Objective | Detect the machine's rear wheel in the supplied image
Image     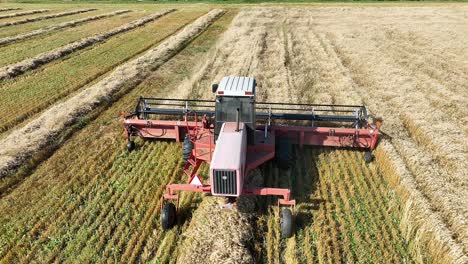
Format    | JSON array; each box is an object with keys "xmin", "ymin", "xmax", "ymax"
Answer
[
  {"xmin": 127, "ymin": 141, "xmax": 135, "ymax": 152},
  {"xmin": 182, "ymin": 135, "xmax": 194, "ymax": 162},
  {"xmin": 281, "ymin": 208, "xmax": 294, "ymax": 238},
  {"xmin": 275, "ymin": 138, "xmax": 294, "ymax": 170},
  {"xmin": 364, "ymin": 151, "xmax": 373, "ymax": 163},
  {"xmin": 161, "ymin": 203, "xmax": 177, "ymax": 230}
]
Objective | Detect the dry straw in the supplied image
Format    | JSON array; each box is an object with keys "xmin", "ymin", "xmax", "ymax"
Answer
[
  {"xmin": 176, "ymin": 197, "xmax": 255, "ymax": 264},
  {"xmin": 0, "ymin": 9, "xmax": 224, "ymax": 178},
  {"xmin": 0, "ymin": 9, "xmax": 175, "ymax": 80},
  {"xmin": 0, "ymin": 9, "xmax": 49, "ymax": 19},
  {"xmin": 0, "ymin": 10, "xmax": 130, "ymax": 46},
  {"xmin": 0, "ymin": 8, "xmax": 96, "ymax": 28}
]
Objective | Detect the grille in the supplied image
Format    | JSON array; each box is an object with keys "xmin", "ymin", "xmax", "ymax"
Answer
[{"xmin": 213, "ymin": 169, "xmax": 237, "ymax": 195}]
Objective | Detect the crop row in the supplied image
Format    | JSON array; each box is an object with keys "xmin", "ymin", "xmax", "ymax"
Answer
[
  {"xmin": 0, "ymin": 8, "xmax": 222, "ymax": 182},
  {"xmin": 0, "ymin": 8, "xmax": 21, "ymax": 12},
  {"xmin": 0, "ymin": 9, "xmax": 176, "ymax": 80},
  {"xmin": 0, "ymin": 11, "xmax": 144, "ymax": 67},
  {"xmin": 0, "ymin": 8, "xmax": 96, "ymax": 29},
  {"xmin": 0, "ymin": 9, "xmax": 49, "ymax": 20},
  {"xmin": 0, "ymin": 10, "xmax": 130, "ymax": 46},
  {"xmin": 0, "ymin": 9, "xmax": 197, "ymax": 136}
]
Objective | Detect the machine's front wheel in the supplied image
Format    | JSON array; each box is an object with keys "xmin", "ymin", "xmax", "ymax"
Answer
[
  {"xmin": 364, "ymin": 151, "xmax": 373, "ymax": 163},
  {"xmin": 182, "ymin": 135, "xmax": 194, "ymax": 162},
  {"xmin": 127, "ymin": 141, "xmax": 135, "ymax": 152},
  {"xmin": 281, "ymin": 208, "xmax": 294, "ymax": 238},
  {"xmin": 161, "ymin": 203, "xmax": 177, "ymax": 230}
]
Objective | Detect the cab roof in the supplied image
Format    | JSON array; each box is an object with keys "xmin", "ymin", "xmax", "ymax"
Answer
[{"xmin": 217, "ymin": 76, "xmax": 256, "ymax": 97}]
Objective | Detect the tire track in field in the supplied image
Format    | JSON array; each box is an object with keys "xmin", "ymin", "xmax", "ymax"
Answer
[
  {"xmin": 0, "ymin": 8, "xmax": 96, "ymax": 29},
  {"xmin": 0, "ymin": 9, "xmax": 49, "ymax": 20},
  {"xmin": 0, "ymin": 9, "xmax": 175, "ymax": 80},
  {"xmin": 0, "ymin": 10, "xmax": 130, "ymax": 46}
]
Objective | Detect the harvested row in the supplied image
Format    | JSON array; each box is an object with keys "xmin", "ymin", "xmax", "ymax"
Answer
[
  {"xmin": 0, "ymin": 9, "xmax": 234, "ymax": 262},
  {"xmin": 0, "ymin": 8, "xmax": 21, "ymax": 12},
  {"xmin": 0, "ymin": 9, "xmax": 224, "ymax": 179},
  {"xmin": 0, "ymin": 9, "xmax": 176, "ymax": 80},
  {"xmin": 0, "ymin": 9, "xmax": 49, "ymax": 19},
  {"xmin": 0, "ymin": 8, "xmax": 97, "ymax": 29},
  {"xmin": 0, "ymin": 10, "xmax": 130, "ymax": 46}
]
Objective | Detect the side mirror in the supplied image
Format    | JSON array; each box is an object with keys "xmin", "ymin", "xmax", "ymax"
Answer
[{"xmin": 212, "ymin": 84, "xmax": 218, "ymax": 93}]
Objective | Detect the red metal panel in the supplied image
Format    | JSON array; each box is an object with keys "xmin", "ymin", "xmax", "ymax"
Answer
[
  {"xmin": 124, "ymin": 119, "xmax": 204, "ymax": 140},
  {"xmin": 270, "ymin": 125, "xmax": 379, "ymax": 150}
]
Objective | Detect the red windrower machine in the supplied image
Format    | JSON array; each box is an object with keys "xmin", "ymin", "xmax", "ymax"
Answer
[{"xmin": 122, "ymin": 76, "xmax": 381, "ymax": 238}]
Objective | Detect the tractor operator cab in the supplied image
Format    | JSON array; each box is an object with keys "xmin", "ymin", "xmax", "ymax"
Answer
[{"xmin": 212, "ymin": 76, "xmax": 257, "ymax": 144}]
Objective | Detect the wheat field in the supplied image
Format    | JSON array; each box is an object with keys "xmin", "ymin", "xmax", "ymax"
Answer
[{"xmin": 0, "ymin": 3, "xmax": 466, "ymax": 263}]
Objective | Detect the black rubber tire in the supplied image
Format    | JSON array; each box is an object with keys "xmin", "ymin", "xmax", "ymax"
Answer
[
  {"xmin": 275, "ymin": 138, "xmax": 293, "ymax": 170},
  {"xmin": 364, "ymin": 151, "xmax": 373, "ymax": 163},
  {"xmin": 161, "ymin": 203, "xmax": 177, "ymax": 230},
  {"xmin": 212, "ymin": 83, "xmax": 219, "ymax": 93},
  {"xmin": 182, "ymin": 135, "xmax": 194, "ymax": 162},
  {"xmin": 281, "ymin": 208, "xmax": 294, "ymax": 238},
  {"xmin": 126, "ymin": 141, "xmax": 135, "ymax": 152}
]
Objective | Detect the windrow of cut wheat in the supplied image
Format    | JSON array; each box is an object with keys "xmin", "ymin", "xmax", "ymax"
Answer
[
  {"xmin": 0, "ymin": 9, "xmax": 224, "ymax": 179},
  {"xmin": 0, "ymin": 9, "xmax": 49, "ymax": 19},
  {"xmin": 0, "ymin": 10, "xmax": 130, "ymax": 46},
  {"xmin": 0, "ymin": 9, "xmax": 209, "ymax": 136},
  {"xmin": 0, "ymin": 9, "xmax": 175, "ymax": 80},
  {"xmin": 0, "ymin": 8, "xmax": 96, "ymax": 28},
  {"xmin": 0, "ymin": 8, "xmax": 21, "ymax": 12}
]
